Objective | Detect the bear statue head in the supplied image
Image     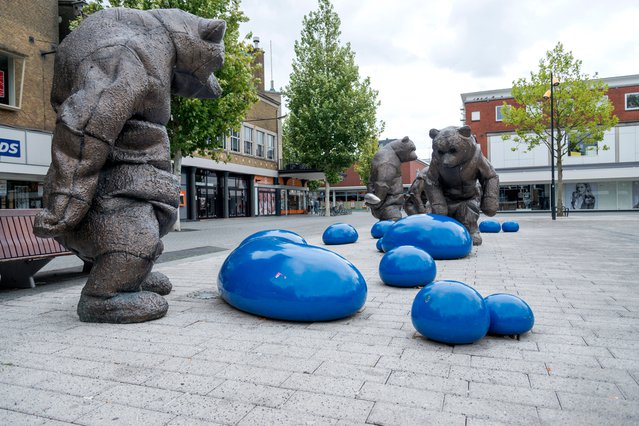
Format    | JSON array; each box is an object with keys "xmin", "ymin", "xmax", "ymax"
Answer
[
  {"xmin": 429, "ymin": 125, "xmax": 476, "ymax": 168},
  {"xmin": 389, "ymin": 136, "xmax": 418, "ymax": 163},
  {"xmin": 151, "ymin": 9, "xmax": 226, "ymax": 99}
]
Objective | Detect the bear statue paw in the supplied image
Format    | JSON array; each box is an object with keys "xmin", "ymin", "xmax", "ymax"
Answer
[
  {"xmin": 141, "ymin": 272, "xmax": 173, "ymax": 296},
  {"xmin": 364, "ymin": 193, "xmax": 381, "ymax": 205},
  {"xmin": 77, "ymin": 291, "xmax": 168, "ymax": 323},
  {"xmin": 471, "ymin": 231, "xmax": 483, "ymax": 246}
]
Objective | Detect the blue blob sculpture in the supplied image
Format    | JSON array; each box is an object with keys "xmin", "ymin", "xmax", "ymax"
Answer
[
  {"xmin": 323, "ymin": 223, "xmax": 359, "ymax": 245},
  {"xmin": 376, "ymin": 237, "xmax": 385, "ymax": 252},
  {"xmin": 379, "ymin": 246, "xmax": 436, "ymax": 288},
  {"xmin": 371, "ymin": 220, "xmax": 395, "ymax": 239},
  {"xmin": 411, "ymin": 280, "xmax": 489, "ymax": 344},
  {"xmin": 485, "ymin": 293, "xmax": 534, "ymax": 336},
  {"xmin": 479, "ymin": 220, "xmax": 501, "ymax": 233},
  {"xmin": 239, "ymin": 229, "xmax": 307, "ymax": 247},
  {"xmin": 501, "ymin": 221, "xmax": 520, "ymax": 232},
  {"xmin": 382, "ymin": 214, "xmax": 472, "ymax": 260},
  {"xmin": 218, "ymin": 237, "xmax": 367, "ymax": 321}
]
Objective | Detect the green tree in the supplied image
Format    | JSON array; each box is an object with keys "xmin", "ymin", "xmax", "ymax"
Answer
[
  {"xmin": 501, "ymin": 42, "xmax": 618, "ymax": 216},
  {"xmin": 72, "ymin": 0, "xmax": 258, "ymax": 229},
  {"xmin": 354, "ymin": 136, "xmax": 380, "ymax": 185},
  {"xmin": 283, "ymin": 0, "xmax": 383, "ymax": 214}
]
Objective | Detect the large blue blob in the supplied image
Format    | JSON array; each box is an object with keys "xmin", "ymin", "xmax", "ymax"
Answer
[
  {"xmin": 502, "ymin": 221, "xmax": 520, "ymax": 232},
  {"xmin": 479, "ymin": 220, "xmax": 501, "ymax": 233},
  {"xmin": 382, "ymin": 214, "xmax": 472, "ymax": 259},
  {"xmin": 411, "ymin": 280, "xmax": 489, "ymax": 344},
  {"xmin": 218, "ymin": 237, "xmax": 367, "ymax": 321},
  {"xmin": 376, "ymin": 237, "xmax": 385, "ymax": 252},
  {"xmin": 371, "ymin": 220, "xmax": 395, "ymax": 239},
  {"xmin": 322, "ymin": 223, "xmax": 358, "ymax": 245},
  {"xmin": 379, "ymin": 246, "xmax": 436, "ymax": 288},
  {"xmin": 239, "ymin": 229, "xmax": 307, "ymax": 246},
  {"xmin": 485, "ymin": 293, "xmax": 534, "ymax": 336}
]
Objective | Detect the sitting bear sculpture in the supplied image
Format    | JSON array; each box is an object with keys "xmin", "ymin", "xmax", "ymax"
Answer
[
  {"xmin": 425, "ymin": 126, "xmax": 499, "ymax": 245},
  {"xmin": 364, "ymin": 136, "xmax": 417, "ymax": 221},
  {"xmin": 33, "ymin": 8, "xmax": 226, "ymax": 323}
]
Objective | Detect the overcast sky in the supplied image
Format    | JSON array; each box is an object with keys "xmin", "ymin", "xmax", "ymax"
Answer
[{"xmin": 239, "ymin": 0, "xmax": 639, "ymax": 158}]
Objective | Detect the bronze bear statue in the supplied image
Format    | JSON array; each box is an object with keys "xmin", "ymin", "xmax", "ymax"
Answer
[
  {"xmin": 425, "ymin": 126, "xmax": 499, "ymax": 245},
  {"xmin": 33, "ymin": 8, "xmax": 226, "ymax": 323}
]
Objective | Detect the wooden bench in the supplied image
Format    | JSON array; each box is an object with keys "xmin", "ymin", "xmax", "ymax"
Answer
[{"xmin": 0, "ymin": 209, "xmax": 88, "ymax": 289}]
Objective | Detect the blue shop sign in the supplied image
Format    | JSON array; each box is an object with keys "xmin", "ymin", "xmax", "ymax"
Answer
[{"xmin": 0, "ymin": 138, "xmax": 20, "ymax": 157}]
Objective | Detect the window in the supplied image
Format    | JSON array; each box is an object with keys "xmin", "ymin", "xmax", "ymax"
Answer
[
  {"xmin": 243, "ymin": 125, "xmax": 253, "ymax": 155},
  {"xmin": 568, "ymin": 133, "xmax": 598, "ymax": 157},
  {"xmin": 256, "ymin": 130, "xmax": 265, "ymax": 157},
  {"xmin": 0, "ymin": 51, "xmax": 24, "ymax": 110},
  {"xmin": 471, "ymin": 111, "xmax": 480, "ymax": 121},
  {"xmin": 229, "ymin": 129, "xmax": 240, "ymax": 152},
  {"xmin": 267, "ymin": 134, "xmax": 275, "ymax": 160},
  {"xmin": 495, "ymin": 105, "xmax": 504, "ymax": 121},
  {"xmin": 625, "ymin": 93, "xmax": 639, "ymax": 110}
]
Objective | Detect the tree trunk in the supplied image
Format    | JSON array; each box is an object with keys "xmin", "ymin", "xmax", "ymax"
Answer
[
  {"xmin": 325, "ymin": 180, "xmax": 331, "ymax": 216},
  {"xmin": 172, "ymin": 149, "xmax": 183, "ymax": 231}
]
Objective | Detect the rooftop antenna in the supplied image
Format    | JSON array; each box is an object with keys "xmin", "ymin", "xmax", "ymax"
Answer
[{"xmin": 269, "ymin": 40, "xmax": 275, "ymax": 92}]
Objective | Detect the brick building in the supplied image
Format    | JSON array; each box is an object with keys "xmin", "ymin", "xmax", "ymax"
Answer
[{"xmin": 461, "ymin": 74, "xmax": 639, "ymax": 211}]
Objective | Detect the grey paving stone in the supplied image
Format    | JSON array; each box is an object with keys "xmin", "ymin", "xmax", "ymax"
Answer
[
  {"xmin": 207, "ymin": 379, "xmax": 294, "ymax": 408},
  {"xmin": 387, "ymin": 370, "xmax": 469, "ymax": 395},
  {"xmin": 448, "ymin": 365, "xmax": 530, "ymax": 387},
  {"xmin": 237, "ymin": 406, "xmax": 338, "ymax": 426},
  {"xmin": 75, "ymin": 403, "xmax": 176, "ymax": 425},
  {"xmin": 143, "ymin": 370, "xmax": 223, "ymax": 395},
  {"xmin": 0, "ymin": 408, "xmax": 73, "ymax": 426},
  {"xmin": 367, "ymin": 402, "xmax": 466, "ymax": 426},
  {"xmin": 34, "ymin": 373, "xmax": 118, "ymax": 398},
  {"xmin": 311, "ymin": 349, "xmax": 380, "ymax": 367},
  {"xmin": 468, "ymin": 382, "xmax": 560, "ymax": 408},
  {"xmin": 281, "ymin": 391, "xmax": 374, "ymax": 422},
  {"xmin": 164, "ymin": 393, "xmax": 254, "ymax": 423},
  {"xmin": 557, "ymin": 391, "xmax": 639, "ymax": 418},
  {"xmin": 95, "ymin": 383, "xmax": 184, "ymax": 411},
  {"xmin": 281, "ymin": 372, "xmax": 363, "ymax": 398},
  {"xmin": 537, "ymin": 407, "xmax": 636, "ymax": 426},
  {"xmin": 528, "ymin": 373, "xmax": 624, "ymax": 398},
  {"xmin": 443, "ymin": 394, "xmax": 540, "ymax": 425},
  {"xmin": 357, "ymin": 382, "xmax": 444, "ymax": 410},
  {"xmin": 313, "ymin": 360, "xmax": 391, "ymax": 384}
]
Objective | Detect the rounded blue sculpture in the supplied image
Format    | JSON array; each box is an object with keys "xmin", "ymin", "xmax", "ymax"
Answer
[
  {"xmin": 485, "ymin": 293, "xmax": 534, "ymax": 336},
  {"xmin": 479, "ymin": 220, "xmax": 501, "ymax": 233},
  {"xmin": 218, "ymin": 237, "xmax": 367, "ymax": 321},
  {"xmin": 411, "ymin": 280, "xmax": 489, "ymax": 344},
  {"xmin": 239, "ymin": 229, "xmax": 307, "ymax": 247},
  {"xmin": 379, "ymin": 246, "xmax": 436, "ymax": 288},
  {"xmin": 376, "ymin": 237, "xmax": 385, "ymax": 252},
  {"xmin": 323, "ymin": 223, "xmax": 358, "ymax": 245},
  {"xmin": 501, "ymin": 221, "xmax": 520, "ymax": 232},
  {"xmin": 382, "ymin": 214, "xmax": 472, "ymax": 260},
  {"xmin": 371, "ymin": 220, "xmax": 395, "ymax": 239}
]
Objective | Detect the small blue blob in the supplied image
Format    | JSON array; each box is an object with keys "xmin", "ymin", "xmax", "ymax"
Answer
[
  {"xmin": 371, "ymin": 220, "xmax": 395, "ymax": 239},
  {"xmin": 239, "ymin": 229, "xmax": 307, "ymax": 246},
  {"xmin": 411, "ymin": 280, "xmax": 489, "ymax": 344},
  {"xmin": 218, "ymin": 237, "xmax": 367, "ymax": 321},
  {"xmin": 376, "ymin": 237, "xmax": 385, "ymax": 252},
  {"xmin": 502, "ymin": 221, "xmax": 520, "ymax": 232},
  {"xmin": 379, "ymin": 246, "xmax": 436, "ymax": 288},
  {"xmin": 323, "ymin": 223, "xmax": 359, "ymax": 245},
  {"xmin": 479, "ymin": 220, "xmax": 501, "ymax": 233},
  {"xmin": 485, "ymin": 293, "xmax": 534, "ymax": 336},
  {"xmin": 382, "ymin": 214, "xmax": 472, "ymax": 260}
]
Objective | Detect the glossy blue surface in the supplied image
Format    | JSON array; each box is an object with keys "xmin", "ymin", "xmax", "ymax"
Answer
[
  {"xmin": 501, "ymin": 221, "xmax": 520, "ymax": 232},
  {"xmin": 323, "ymin": 223, "xmax": 359, "ymax": 245},
  {"xmin": 376, "ymin": 237, "xmax": 385, "ymax": 252},
  {"xmin": 382, "ymin": 214, "xmax": 472, "ymax": 260},
  {"xmin": 239, "ymin": 229, "xmax": 307, "ymax": 246},
  {"xmin": 411, "ymin": 280, "xmax": 490, "ymax": 344},
  {"xmin": 485, "ymin": 293, "xmax": 534, "ymax": 336},
  {"xmin": 479, "ymin": 220, "xmax": 501, "ymax": 233},
  {"xmin": 218, "ymin": 237, "xmax": 367, "ymax": 321},
  {"xmin": 379, "ymin": 246, "xmax": 436, "ymax": 288},
  {"xmin": 371, "ymin": 220, "xmax": 395, "ymax": 239}
]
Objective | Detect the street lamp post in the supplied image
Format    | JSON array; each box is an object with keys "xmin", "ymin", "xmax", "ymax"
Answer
[{"xmin": 544, "ymin": 73, "xmax": 560, "ymax": 220}]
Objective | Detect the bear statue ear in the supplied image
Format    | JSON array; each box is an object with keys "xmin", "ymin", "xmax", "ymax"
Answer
[
  {"xmin": 199, "ymin": 19, "xmax": 226, "ymax": 43},
  {"xmin": 429, "ymin": 129, "xmax": 439, "ymax": 139},
  {"xmin": 401, "ymin": 136, "xmax": 410, "ymax": 143},
  {"xmin": 458, "ymin": 125, "xmax": 472, "ymax": 138}
]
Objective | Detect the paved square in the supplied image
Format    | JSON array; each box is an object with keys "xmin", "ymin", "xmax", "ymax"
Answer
[{"xmin": 1, "ymin": 213, "xmax": 638, "ymax": 425}]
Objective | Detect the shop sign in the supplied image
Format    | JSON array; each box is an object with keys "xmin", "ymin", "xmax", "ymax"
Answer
[{"xmin": 0, "ymin": 137, "xmax": 20, "ymax": 157}]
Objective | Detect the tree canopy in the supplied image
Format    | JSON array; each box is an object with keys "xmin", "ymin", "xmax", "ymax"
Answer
[
  {"xmin": 501, "ymin": 42, "xmax": 618, "ymax": 213},
  {"xmin": 75, "ymin": 0, "xmax": 258, "ymax": 160},
  {"xmin": 283, "ymin": 0, "xmax": 383, "ymax": 184}
]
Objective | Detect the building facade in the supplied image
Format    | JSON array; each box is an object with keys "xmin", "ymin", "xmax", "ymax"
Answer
[{"xmin": 461, "ymin": 74, "xmax": 639, "ymax": 212}]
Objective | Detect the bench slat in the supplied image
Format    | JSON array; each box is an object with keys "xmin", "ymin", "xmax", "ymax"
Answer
[{"xmin": 0, "ymin": 209, "xmax": 71, "ymax": 261}]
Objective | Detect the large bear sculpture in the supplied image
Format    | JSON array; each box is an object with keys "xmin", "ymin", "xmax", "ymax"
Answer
[
  {"xmin": 364, "ymin": 136, "xmax": 417, "ymax": 221},
  {"xmin": 425, "ymin": 126, "xmax": 499, "ymax": 245},
  {"xmin": 33, "ymin": 8, "xmax": 226, "ymax": 323}
]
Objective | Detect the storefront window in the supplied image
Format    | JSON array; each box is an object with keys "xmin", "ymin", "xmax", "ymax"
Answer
[
  {"xmin": 498, "ymin": 184, "xmax": 547, "ymax": 211},
  {"xmin": 0, "ymin": 180, "xmax": 42, "ymax": 209}
]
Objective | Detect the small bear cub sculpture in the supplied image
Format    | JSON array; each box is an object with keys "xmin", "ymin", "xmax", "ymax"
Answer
[{"xmin": 425, "ymin": 126, "xmax": 499, "ymax": 245}]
